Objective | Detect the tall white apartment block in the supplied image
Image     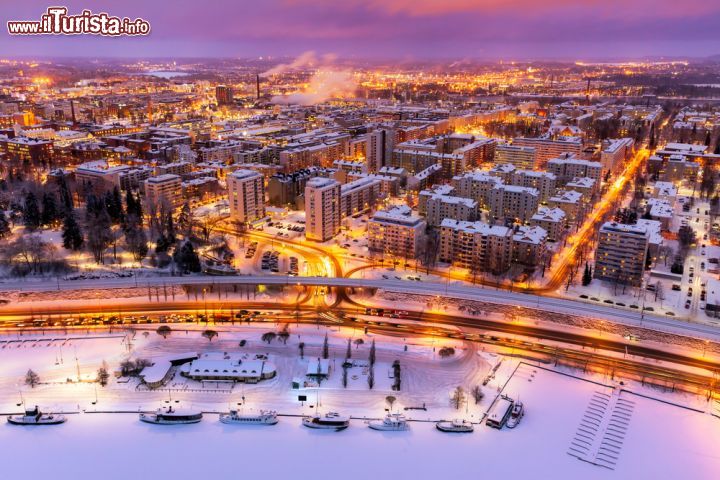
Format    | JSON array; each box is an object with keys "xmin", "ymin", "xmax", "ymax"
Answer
[
  {"xmin": 228, "ymin": 169, "xmax": 266, "ymax": 223},
  {"xmin": 305, "ymin": 177, "xmax": 341, "ymax": 241},
  {"xmin": 494, "ymin": 144, "xmax": 537, "ymax": 170},
  {"xmin": 144, "ymin": 174, "xmax": 182, "ymax": 209}
]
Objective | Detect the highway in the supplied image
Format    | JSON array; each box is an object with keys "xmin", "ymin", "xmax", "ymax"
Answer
[{"xmin": 6, "ymin": 273, "xmax": 720, "ymax": 341}]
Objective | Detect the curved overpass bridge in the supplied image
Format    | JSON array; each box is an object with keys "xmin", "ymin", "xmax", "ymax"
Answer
[{"xmin": 4, "ymin": 274, "xmax": 720, "ymax": 341}]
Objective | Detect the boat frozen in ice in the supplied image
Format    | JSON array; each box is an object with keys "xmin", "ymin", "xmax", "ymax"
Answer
[
  {"xmin": 368, "ymin": 413, "xmax": 410, "ymax": 431},
  {"xmin": 220, "ymin": 409, "xmax": 278, "ymax": 425},
  {"xmin": 435, "ymin": 419, "xmax": 474, "ymax": 433},
  {"xmin": 302, "ymin": 412, "xmax": 349, "ymax": 431},
  {"xmin": 506, "ymin": 400, "xmax": 524, "ymax": 429},
  {"xmin": 7, "ymin": 406, "xmax": 66, "ymax": 425},
  {"xmin": 139, "ymin": 406, "xmax": 203, "ymax": 425}
]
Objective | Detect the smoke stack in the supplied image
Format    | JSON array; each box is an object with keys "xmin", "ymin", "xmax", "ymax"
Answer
[
  {"xmin": 256, "ymin": 74, "xmax": 261, "ymax": 100},
  {"xmin": 70, "ymin": 99, "xmax": 76, "ymax": 124}
]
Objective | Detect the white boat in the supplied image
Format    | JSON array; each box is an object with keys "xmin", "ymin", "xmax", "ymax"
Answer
[
  {"xmin": 7, "ymin": 406, "xmax": 66, "ymax": 425},
  {"xmin": 220, "ymin": 409, "xmax": 278, "ymax": 425},
  {"xmin": 506, "ymin": 401, "xmax": 524, "ymax": 429},
  {"xmin": 302, "ymin": 412, "xmax": 349, "ymax": 431},
  {"xmin": 368, "ymin": 413, "xmax": 409, "ymax": 431},
  {"xmin": 436, "ymin": 419, "xmax": 474, "ymax": 433},
  {"xmin": 139, "ymin": 406, "xmax": 203, "ymax": 424}
]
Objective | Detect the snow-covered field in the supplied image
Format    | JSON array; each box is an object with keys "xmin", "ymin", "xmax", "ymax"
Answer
[
  {"xmin": 1, "ymin": 325, "xmax": 719, "ymax": 479},
  {"xmin": 1, "ymin": 364, "xmax": 719, "ymax": 479}
]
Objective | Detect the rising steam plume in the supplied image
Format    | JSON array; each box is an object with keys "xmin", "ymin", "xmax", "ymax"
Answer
[{"xmin": 261, "ymin": 51, "xmax": 356, "ymax": 105}]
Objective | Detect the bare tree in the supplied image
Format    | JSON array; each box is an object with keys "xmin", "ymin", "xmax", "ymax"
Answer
[
  {"xmin": 202, "ymin": 329, "xmax": 218, "ymax": 342},
  {"xmin": 261, "ymin": 332, "xmax": 277, "ymax": 343},
  {"xmin": 450, "ymin": 386, "xmax": 465, "ymax": 410},
  {"xmin": 471, "ymin": 386, "xmax": 484, "ymax": 404},
  {"xmin": 25, "ymin": 369, "xmax": 40, "ymax": 388},
  {"xmin": 156, "ymin": 325, "xmax": 172, "ymax": 338},
  {"xmin": 97, "ymin": 361, "xmax": 110, "ymax": 386}
]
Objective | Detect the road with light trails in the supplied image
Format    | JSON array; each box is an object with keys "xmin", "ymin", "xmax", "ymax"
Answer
[{"xmin": 3, "ymin": 274, "xmax": 720, "ymax": 341}]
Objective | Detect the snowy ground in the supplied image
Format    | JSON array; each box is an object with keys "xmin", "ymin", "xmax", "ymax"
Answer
[{"xmin": 1, "ymin": 362, "xmax": 718, "ymax": 479}]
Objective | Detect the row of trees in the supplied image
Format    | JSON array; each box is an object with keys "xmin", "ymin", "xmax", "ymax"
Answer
[
  {"xmin": 450, "ymin": 386, "xmax": 484, "ymax": 410},
  {"xmin": 10, "ymin": 177, "xmax": 205, "ymax": 274}
]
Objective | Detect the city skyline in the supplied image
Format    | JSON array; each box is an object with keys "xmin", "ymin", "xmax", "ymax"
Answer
[{"xmin": 2, "ymin": 0, "xmax": 720, "ymax": 60}]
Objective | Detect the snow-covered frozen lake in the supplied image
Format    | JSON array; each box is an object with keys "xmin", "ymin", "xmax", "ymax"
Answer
[{"xmin": 2, "ymin": 366, "xmax": 719, "ymax": 480}]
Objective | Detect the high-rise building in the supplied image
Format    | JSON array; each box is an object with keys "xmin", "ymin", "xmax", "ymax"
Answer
[
  {"xmin": 366, "ymin": 129, "xmax": 387, "ymax": 173},
  {"xmin": 513, "ymin": 136, "xmax": 583, "ymax": 169},
  {"xmin": 216, "ymin": 85, "xmax": 234, "ymax": 105},
  {"xmin": 305, "ymin": 177, "xmax": 341, "ymax": 242},
  {"xmin": 227, "ymin": 169, "xmax": 265, "ymax": 223},
  {"xmin": 600, "ymin": 138, "xmax": 635, "ymax": 175},
  {"xmin": 494, "ymin": 144, "xmax": 537, "ymax": 170},
  {"xmin": 593, "ymin": 222, "xmax": 650, "ymax": 286},
  {"xmin": 144, "ymin": 174, "xmax": 182, "ymax": 209}
]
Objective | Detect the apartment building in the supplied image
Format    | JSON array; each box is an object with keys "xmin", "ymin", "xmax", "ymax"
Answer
[
  {"xmin": 305, "ymin": 177, "xmax": 341, "ymax": 241},
  {"xmin": 438, "ymin": 219, "xmax": 513, "ymax": 274},
  {"xmin": 547, "ymin": 154, "xmax": 603, "ymax": 183},
  {"xmin": 144, "ymin": 174, "xmax": 182, "ymax": 209},
  {"xmin": 508, "ymin": 170, "xmax": 557, "ymax": 202},
  {"xmin": 422, "ymin": 191, "xmax": 478, "ymax": 227},
  {"xmin": 418, "ymin": 185, "xmax": 454, "ymax": 216},
  {"xmin": 451, "ymin": 171, "xmax": 504, "ymax": 209},
  {"xmin": 512, "ymin": 225, "xmax": 548, "ymax": 268},
  {"xmin": 227, "ymin": 169, "xmax": 266, "ymax": 223},
  {"xmin": 530, "ymin": 207, "xmax": 567, "ymax": 242},
  {"xmin": 267, "ymin": 167, "xmax": 331, "ymax": 208},
  {"xmin": 488, "ymin": 163, "xmax": 516, "ymax": 183},
  {"xmin": 548, "ymin": 190, "xmax": 585, "ymax": 224},
  {"xmin": 488, "ymin": 185, "xmax": 540, "ymax": 223},
  {"xmin": 565, "ymin": 177, "xmax": 597, "ymax": 200},
  {"xmin": 367, "ymin": 206, "xmax": 427, "ymax": 260},
  {"xmin": 494, "ymin": 144, "xmax": 537, "ymax": 170},
  {"xmin": 1, "ymin": 136, "xmax": 54, "ymax": 165},
  {"xmin": 339, "ymin": 176, "xmax": 382, "ymax": 217},
  {"xmin": 512, "ymin": 136, "xmax": 583, "ymax": 169},
  {"xmin": 593, "ymin": 222, "xmax": 650, "ymax": 286},
  {"xmin": 600, "ymin": 138, "xmax": 635, "ymax": 175}
]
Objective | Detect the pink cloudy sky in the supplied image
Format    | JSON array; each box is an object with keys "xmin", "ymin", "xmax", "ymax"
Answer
[{"xmin": 2, "ymin": 0, "xmax": 719, "ymax": 59}]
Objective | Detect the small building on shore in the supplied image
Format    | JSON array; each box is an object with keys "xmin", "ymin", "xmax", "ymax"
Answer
[
  {"xmin": 180, "ymin": 353, "xmax": 277, "ymax": 384},
  {"xmin": 139, "ymin": 352, "xmax": 199, "ymax": 389}
]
